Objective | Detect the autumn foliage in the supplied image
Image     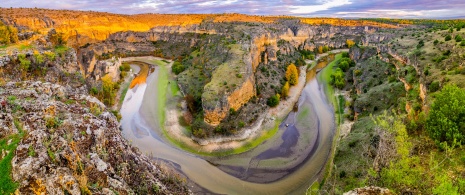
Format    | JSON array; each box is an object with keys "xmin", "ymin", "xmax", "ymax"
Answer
[
  {"xmin": 286, "ymin": 64, "xmax": 298, "ymax": 86},
  {"xmin": 346, "ymin": 39, "xmax": 355, "ymax": 48},
  {"xmin": 281, "ymin": 82, "xmax": 290, "ymax": 98}
]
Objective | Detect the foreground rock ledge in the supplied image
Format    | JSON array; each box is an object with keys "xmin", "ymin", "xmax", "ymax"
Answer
[{"xmin": 0, "ymin": 81, "xmax": 189, "ymax": 195}]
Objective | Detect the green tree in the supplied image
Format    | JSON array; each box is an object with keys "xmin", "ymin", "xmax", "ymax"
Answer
[
  {"xmin": 285, "ymin": 64, "xmax": 298, "ymax": 86},
  {"xmin": 172, "ymin": 61, "xmax": 186, "ymax": 75},
  {"xmin": 426, "ymin": 84, "xmax": 465, "ymax": 146},
  {"xmin": 267, "ymin": 94, "xmax": 280, "ymax": 107},
  {"xmin": 338, "ymin": 61, "xmax": 349, "ymax": 72},
  {"xmin": 330, "ymin": 68, "xmax": 345, "ymax": 89}
]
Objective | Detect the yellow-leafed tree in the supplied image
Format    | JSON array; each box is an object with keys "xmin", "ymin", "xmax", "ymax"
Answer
[
  {"xmin": 318, "ymin": 45, "xmax": 324, "ymax": 54},
  {"xmin": 346, "ymin": 39, "xmax": 355, "ymax": 48},
  {"xmin": 282, "ymin": 81, "xmax": 290, "ymax": 98},
  {"xmin": 286, "ymin": 64, "xmax": 298, "ymax": 86}
]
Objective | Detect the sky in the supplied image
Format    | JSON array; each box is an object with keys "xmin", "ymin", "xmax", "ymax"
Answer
[{"xmin": 2, "ymin": 0, "xmax": 465, "ymax": 19}]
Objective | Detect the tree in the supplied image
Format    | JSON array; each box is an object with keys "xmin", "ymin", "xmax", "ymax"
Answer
[
  {"xmin": 455, "ymin": 35, "xmax": 463, "ymax": 42},
  {"xmin": 285, "ymin": 64, "xmax": 299, "ymax": 86},
  {"xmin": 338, "ymin": 61, "xmax": 349, "ymax": 72},
  {"xmin": 330, "ymin": 68, "xmax": 345, "ymax": 89},
  {"xmin": 426, "ymin": 84, "xmax": 465, "ymax": 146},
  {"xmin": 281, "ymin": 82, "xmax": 290, "ymax": 98},
  {"xmin": 171, "ymin": 61, "xmax": 186, "ymax": 75},
  {"xmin": 346, "ymin": 39, "xmax": 355, "ymax": 48},
  {"xmin": 318, "ymin": 45, "xmax": 324, "ymax": 54},
  {"xmin": 267, "ymin": 94, "xmax": 280, "ymax": 107},
  {"xmin": 101, "ymin": 74, "xmax": 117, "ymax": 106}
]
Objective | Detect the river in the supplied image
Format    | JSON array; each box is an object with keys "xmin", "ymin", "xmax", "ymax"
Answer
[{"xmin": 120, "ymin": 57, "xmax": 336, "ymax": 194}]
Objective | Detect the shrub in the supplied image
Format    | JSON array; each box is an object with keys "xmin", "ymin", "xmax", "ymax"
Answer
[
  {"xmin": 18, "ymin": 54, "xmax": 31, "ymax": 72},
  {"xmin": 338, "ymin": 61, "xmax": 349, "ymax": 72},
  {"xmin": 417, "ymin": 40, "xmax": 424, "ymax": 48},
  {"xmin": 119, "ymin": 63, "xmax": 131, "ymax": 72},
  {"xmin": 445, "ymin": 35, "xmax": 452, "ymax": 41},
  {"xmin": 171, "ymin": 61, "xmax": 186, "ymax": 75},
  {"xmin": 330, "ymin": 68, "xmax": 345, "ymax": 89},
  {"xmin": 346, "ymin": 39, "xmax": 355, "ymax": 48},
  {"xmin": 267, "ymin": 95, "xmax": 280, "ymax": 107},
  {"xmin": 426, "ymin": 84, "xmax": 465, "ymax": 146},
  {"xmin": 434, "ymin": 39, "xmax": 439, "ymax": 45},
  {"xmin": 44, "ymin": 51, "xmax": 56, "ymax": 61},
  {"xmin": 45, "ymin": 117, "xmax": 61, "ymax": 129},
  {"xmin": 455, "ymin": 35, "xmax": 463, "ymax": 42},
  {"xmin": 460, "ymin": 40, "xmax": 465, "ymax": 46},
  {"xmin": 0, "ymin": 24, "xmax": 18, "ymax": 44},
  {"xmin": 429, "ymin": 81, "xmax": 440, "ymax": 92}
]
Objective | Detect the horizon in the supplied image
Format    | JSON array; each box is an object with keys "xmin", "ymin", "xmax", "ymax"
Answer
[{"xmin": 2, "ymin": 0, "xmax": 465, "ymax": 19}]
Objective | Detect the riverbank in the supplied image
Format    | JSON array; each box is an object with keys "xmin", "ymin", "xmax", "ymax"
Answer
[
  {"xmin": 163, "ymin": 65, "xmax": 308, "ymax": 156},
  {"xmin": 308, "ymin": 52, "xmax": 357, "ymax": 192}
]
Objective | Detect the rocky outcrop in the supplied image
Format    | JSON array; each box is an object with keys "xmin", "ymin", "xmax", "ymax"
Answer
[
  {"xmin": 344, "ymin": 186, "xmax": 392, "ymax": 195},
  {"xmin": 0, "ymin": 81, "xmax": 189, "ymax": 194}
]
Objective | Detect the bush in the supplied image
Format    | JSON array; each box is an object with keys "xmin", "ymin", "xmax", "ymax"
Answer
[
  {"xmin": 346, "ymin": 39, "xmax": 355, "ymax": 48},
  {"xmin": 434, "ymin": 39, "xmax": 439, "ymax": 45},
  {"xmin": 417, "ymin": 40, "xmax": 424, "ymax": 48},
  {"xmin": 445, "ymin": 35, "xmax": 452, "ymax": 41},
  {"xmin": 429, "ymin": 81, "xmax": 440, "ymax": 92},
  {"xmin": 426, "ymin": 84, "xmax": 465, "ymax": 146},
  {"xmin": 267, "ymin": 95, "xmax": 280, "ymax": 107},
  {"xmin": 0, "ymin": 23, "xmax": 18, "ymax": 44},
  {"xmin": 171, "ymin": 61, "xmax": 186, "ymax": 75},
  {"xmin": 455, "ymin": 35, "xmax": 463, "ymax": 42},
  {"xmin": 119, "ymin": 63, "xmax": 131, "ymax": 72},
  {"xmin": 338, "ymin": 61, "xmax": 349, "ymax": 72},
  {"xmin": 330, "ymin": 68, "xmax": 345, "ymax": 89},
  {"xmin": 461, "ymin": 40, "xmax": 465, "ymax": 46}
]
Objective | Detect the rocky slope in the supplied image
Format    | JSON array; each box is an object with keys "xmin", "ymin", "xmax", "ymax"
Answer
[{"xmin": 0, "ymin": 81, "xmax": 189, "ymax": 194}]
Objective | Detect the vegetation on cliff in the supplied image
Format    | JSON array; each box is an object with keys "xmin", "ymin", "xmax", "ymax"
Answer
[
  {"xmin": 0, "ymin": 22, "xmax": 18, "ymax": 45},
  {"xmin": 321, "ymin": 21, "xmax": 465, "ymax": 194}
]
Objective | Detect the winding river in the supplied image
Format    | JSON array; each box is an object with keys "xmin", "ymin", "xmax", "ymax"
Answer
[{"xmin": 120, "ymin": 56, "xmax": 336, "ymax": 194}]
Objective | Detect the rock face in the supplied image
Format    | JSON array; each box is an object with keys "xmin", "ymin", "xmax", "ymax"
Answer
[
  {"xmin": 76, "ymin": 20, "xmax": 377, "ymax": 127},
  {"xmin": 0, "ymin": 81, "xmax": 189, "ymax": 194}
]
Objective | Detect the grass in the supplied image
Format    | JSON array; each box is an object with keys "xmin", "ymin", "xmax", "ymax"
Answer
[
  {"xmin": 318, "ymin": 53, "xmax": 343, "ymax": 123},
  {"xmin": 310, "ymin": 53, "xmax": 346, "ymax": 191},
  {"xmin": 119, "ymin": 81, "xmax": 130, "ymax": 106},
  {"xmin": 0, "ymin": 119, "xmax": 24, "ymax": 194},
  {"xmin": 156, "ymin": 61, "xmax": 169, "ymax": 127},
  {"xmin": 19, "ymin": 44, "xmax": 33, "ymax": 51},
  {"xmin": 170, "ymin": 80, "xmax": 180, "ymax": 96}
]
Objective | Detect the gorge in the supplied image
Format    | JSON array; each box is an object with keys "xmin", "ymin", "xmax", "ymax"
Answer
[{"xmin": 2, "ymin": 7, "xmax": 465, "ymax": 195}]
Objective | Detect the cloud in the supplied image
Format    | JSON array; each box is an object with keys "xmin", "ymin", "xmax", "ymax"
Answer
[
  {"xmin": 290, "ymin": 0, "xmax": 352, "ymax": 14},
  {"xmin": 1, "ymin": 0, "xmax": 465, "ymax": 18}
]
